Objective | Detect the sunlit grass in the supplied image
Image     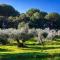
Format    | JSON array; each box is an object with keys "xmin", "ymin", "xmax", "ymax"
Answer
[
  {"xmin": 0, "ymin": 40, "xmax": 60, "ymax": 60},
  {"xmin": 0, "ymin": 45, "xmax": 60, "ymax": 54}
]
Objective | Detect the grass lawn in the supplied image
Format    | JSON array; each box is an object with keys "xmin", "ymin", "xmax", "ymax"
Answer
[{"xmin": 0, "ymin": 40, "xmax": 60, "ymax": 60}]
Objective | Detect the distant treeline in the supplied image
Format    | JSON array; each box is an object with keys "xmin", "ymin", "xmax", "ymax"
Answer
[{"xmin": 0, "ymin": 4, "xmax": 60, "ymax": 29}]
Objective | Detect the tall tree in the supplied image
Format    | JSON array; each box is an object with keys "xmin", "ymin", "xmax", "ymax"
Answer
[
  {"xmin": 0, "ymin": 4, "xmax": 20, "ymax": 16},
  {"xmin": 19, "ymin": 13, "xmax": 29, "ymax": 22},
  {"xmin": 26, "ymin": 8, "xmax": 40, "ymax": 17},
  {"xmin": 45, "ymin": 13, "xmax": 60, "ymax": 29},
  {"xmin": 45, "ymin": 12, "xmax": 60, "ymax": 21}
]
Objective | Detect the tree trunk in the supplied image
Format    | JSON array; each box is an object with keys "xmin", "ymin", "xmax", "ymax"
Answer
[{"xmin": 16, "ymin": 39, "xmax": 27, "ymax": 47}]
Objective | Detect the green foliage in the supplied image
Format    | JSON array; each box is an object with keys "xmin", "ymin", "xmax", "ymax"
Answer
[
  {"xmin": 0, "ymin": 34, "xmax": 9, "ymax": 45},
  {"xmin": 7, "ymin": 16, "xmax": 19, "ymax": 28},
  {"xmin": 26, "ymin": 8, "xmax": 40, "ymax": 17},
  {"xmin": 18, "ymin": 22, "xmax": 26, "ymax": 29},
  {"xmin": 30, "ymin": 12, "xmax": 40, "ymax": 21},
  {"xmin": 19, "ymin": 13, "xmax": 29, "ymax": 22},
  {"xmin": 30, "ymin": 12, "xmax": 47, "ymax": 21},
  {"xmin": 45, "ymin": 12, "xmax": 60, "ymax": 21},
  {"xmin": 0, "ymin": 4, "xmax": 59, "ymax": 29},
  {"xmin": 0, "ymin": 4, "xmax": 20, "ymax": 16}
]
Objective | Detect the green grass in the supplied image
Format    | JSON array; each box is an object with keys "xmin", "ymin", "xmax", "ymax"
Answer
[{"xmin": 0, "ymin": 40, "xmax": 60, "ymax": 60}]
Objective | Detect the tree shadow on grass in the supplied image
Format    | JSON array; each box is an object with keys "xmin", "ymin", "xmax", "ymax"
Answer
[
  {"xmin": 0, "ymin": 52, "xmax": 53, "ymax": 60},
  {"xmin": 27, "ymin": 46, "xmax": 60, "ymax": 50},
  {"xmin": 22, "ymin": 44, "xmax": 60, "ymax": 50},
  {"xmin": 0, "ymin": 48, "xmax": 12, "ymax": 52},
  {"xmin": 0, "ymin": 52, "xmax": 60, "ymax": 60}
]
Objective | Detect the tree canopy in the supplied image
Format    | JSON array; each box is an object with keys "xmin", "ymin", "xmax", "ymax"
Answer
[
  {"xmin": 45, "ymin": 13, "xmax": 60, "ymax": 21},
  {"xmin": 0, "ymin": 4, "xmax": 20, "ymax": 16},
  {"xmin": 0, "ymin": 4, "xmax": 60, "ymax": 29}
]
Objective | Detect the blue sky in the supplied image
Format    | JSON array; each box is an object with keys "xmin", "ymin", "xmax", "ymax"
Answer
[{"xmin": 0, "ymin": 0, "xmax": 60, "ymax": 13}]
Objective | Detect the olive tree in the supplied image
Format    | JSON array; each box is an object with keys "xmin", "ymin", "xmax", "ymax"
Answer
[
  {"xmin": 0, "ymin": 29, "xmax": 9, "ymax": 45},
  {"xmin": 8, "ymin": 29, "xmax": 34, "ymax": 47},
  {"xmin": 36, "ymin": 29, "xmax": 48, "ymax": 44}
]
